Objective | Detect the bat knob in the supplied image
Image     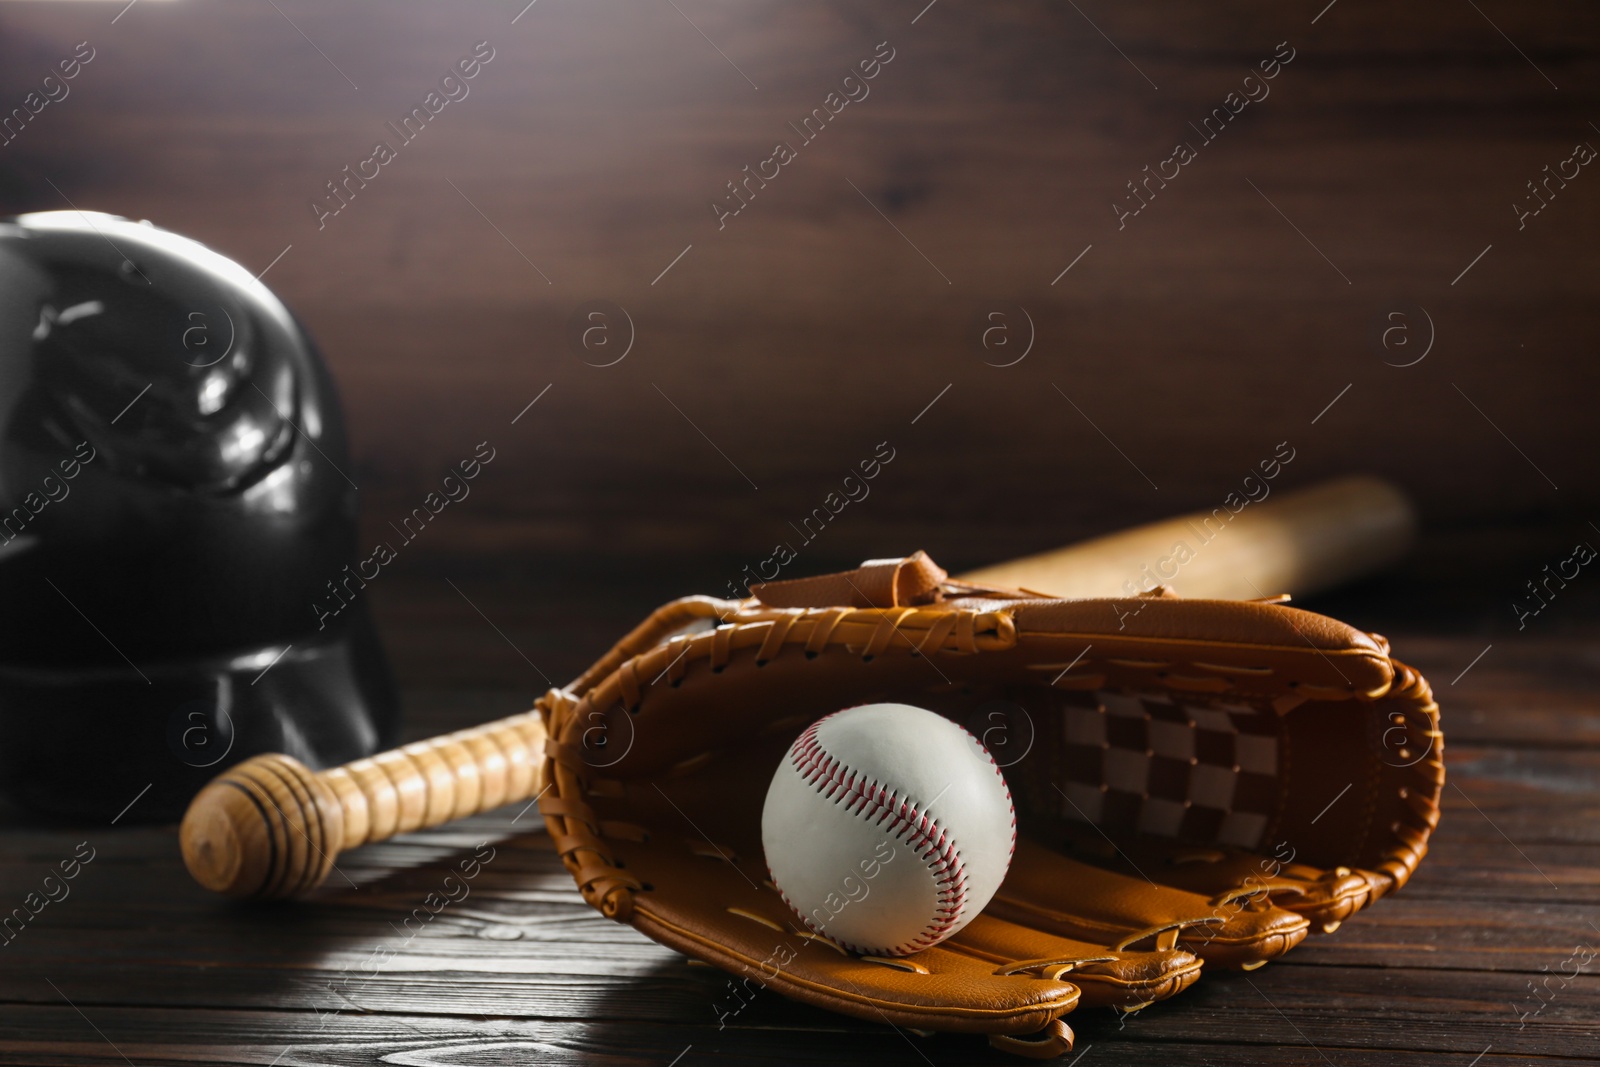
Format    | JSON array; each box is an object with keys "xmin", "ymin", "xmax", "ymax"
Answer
[{"xmin": 181, "ymin": 754, "xmax": 345, "ymax": 899}]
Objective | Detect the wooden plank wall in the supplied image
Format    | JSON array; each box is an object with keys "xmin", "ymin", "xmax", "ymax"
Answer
[{"xmin": 1, "ymin": 1, "xmax": 1596, "ymax": 575}]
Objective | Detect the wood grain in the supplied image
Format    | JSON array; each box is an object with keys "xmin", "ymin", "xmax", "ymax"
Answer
[
  {"xmin": 179, "ymin": 713, "xmax": 547, "ymax": 898},
  {"xmin": 4, "ymin": 560, "xmax": 1599, "ymax": 1063},
  {"xmin": 1, "ymin": 0, "xmax": 1597, "ymax": 571}
]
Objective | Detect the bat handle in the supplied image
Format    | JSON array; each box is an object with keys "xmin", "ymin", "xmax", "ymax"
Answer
[{"xmin": 180, "ymin": 708, "xmax": 548, "ymax": 899}]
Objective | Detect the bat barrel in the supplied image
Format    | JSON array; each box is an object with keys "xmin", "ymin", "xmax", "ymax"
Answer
[{"xmin": 957, "ymin": 475, "xmax": 1416, "ymax": 602}]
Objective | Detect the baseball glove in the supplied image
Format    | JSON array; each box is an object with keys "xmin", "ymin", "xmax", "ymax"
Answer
[{"xmin": 536, "ymin": 552, "xmax": 1444, "ymax": 1057}]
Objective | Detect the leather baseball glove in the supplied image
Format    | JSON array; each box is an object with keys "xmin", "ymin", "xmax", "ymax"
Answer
[{"xmin": 536, "ymin": 552, "xmax": 1444, "ymax": 1057}]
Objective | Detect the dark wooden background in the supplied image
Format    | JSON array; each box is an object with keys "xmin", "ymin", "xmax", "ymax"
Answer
[
  {"xmin": 3, "ymin": 0, "xmax": 1598, "ymax": 575},
  {"xmin": 2, "ymin": 1, "xmax": 1598, "ymax": 1064}
]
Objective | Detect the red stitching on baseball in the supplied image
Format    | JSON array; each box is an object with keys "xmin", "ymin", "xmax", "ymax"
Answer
[{"xmin": 776, "ymin": 710, "xmax": 1014, "ymax": 955}]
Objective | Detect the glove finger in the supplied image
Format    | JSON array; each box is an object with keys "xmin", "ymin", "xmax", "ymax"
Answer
[
  {"xmin": 990, "ymin": 840, "xmax": 1308, "ymax": 971},
  {"xmin": 944, "ymin": 909, "xmax": 1200, "ymax": 1010},
  {"xmin": 1110, "ymin": 841, "xmax": 1387, "ymax": 935}
]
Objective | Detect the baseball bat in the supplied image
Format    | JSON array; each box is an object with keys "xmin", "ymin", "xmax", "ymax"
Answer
[
  {"xmin": 181, "ymin": 475, "xmax": 1415, "ymax": 899},
  {"xmin": 959, "ymin": 474, "xmax": 1414, "ymax": 601}
]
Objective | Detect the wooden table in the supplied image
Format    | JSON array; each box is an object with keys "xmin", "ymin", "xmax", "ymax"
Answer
[{"xmin": 2, "ymin": 535, "xmax": 1596, "ymax": 1066}]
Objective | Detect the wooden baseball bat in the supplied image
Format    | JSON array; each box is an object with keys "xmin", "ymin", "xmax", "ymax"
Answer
[
  {"xmin": 181, "ymin": 475, "xmax": 1415, "ymax": 899},
  {"xmin": 959, "ymin": 475, "xmax": 1415, "ymax": 601}
]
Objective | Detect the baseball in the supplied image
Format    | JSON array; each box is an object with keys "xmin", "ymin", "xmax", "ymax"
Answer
[{"xmin": 762, "ymin": 703, "xmax": 1016, "ymax": 956}]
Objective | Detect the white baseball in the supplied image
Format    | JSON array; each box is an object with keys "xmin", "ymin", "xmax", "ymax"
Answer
[{"xmin": 762, "ymin": 702, "xmax": 1016, "ymax": 956}]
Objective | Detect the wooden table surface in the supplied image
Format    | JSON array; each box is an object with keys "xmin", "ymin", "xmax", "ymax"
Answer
[{"xmin": 1, "ymin": 533, "xmax": 1597, "ymax": 1067}]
